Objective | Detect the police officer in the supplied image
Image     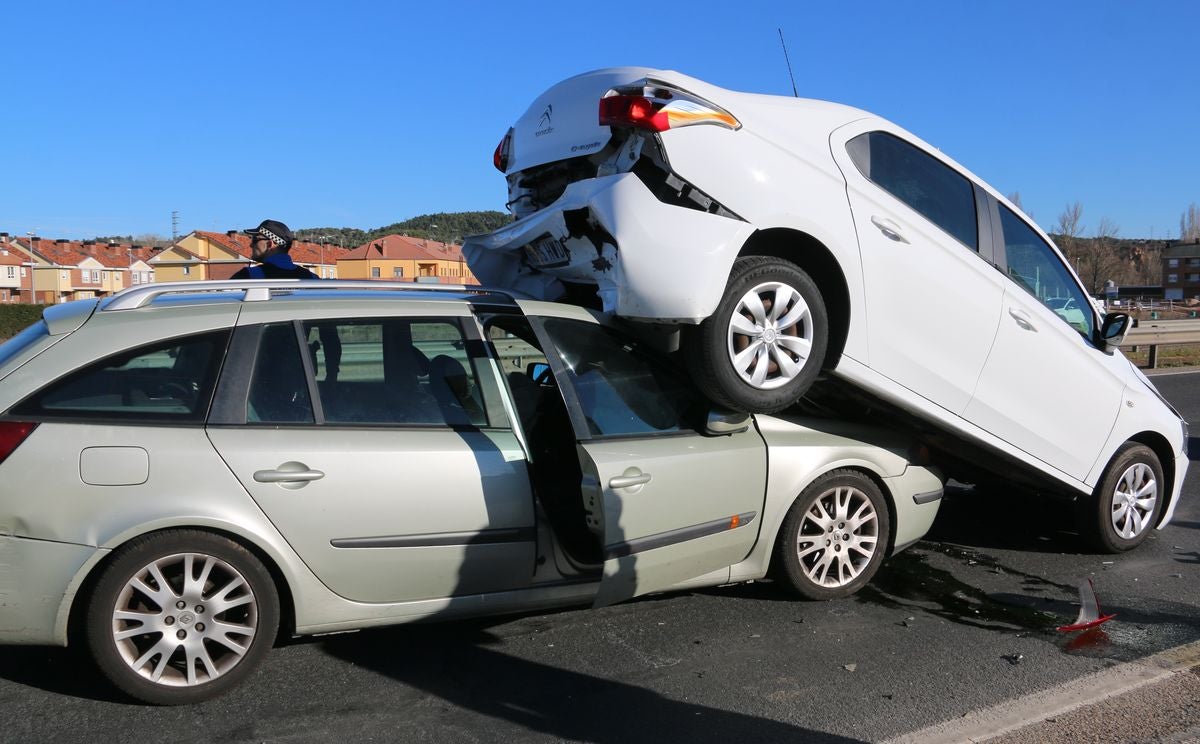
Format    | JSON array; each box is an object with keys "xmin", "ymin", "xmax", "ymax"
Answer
[
  {"xmin": 234, "ymin": 219, "xmax": 340, "ymax": 380},
  {"xmin": 232, "ymin": 219, "xmax": 317, "ymax": 279}
]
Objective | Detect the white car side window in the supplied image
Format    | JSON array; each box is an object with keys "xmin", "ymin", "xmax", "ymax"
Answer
[
  {"xmin": 847, "ymin": 131, "xmax": 978, "ymax": 251},
  {"xmin": 998, "ymin": 205, "xmax": 1095, "ymax": 339}
]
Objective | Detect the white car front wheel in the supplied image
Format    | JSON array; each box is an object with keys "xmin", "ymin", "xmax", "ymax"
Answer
[{"xmin": 1079, "ymin": 443, "xmax": 1164, "ymax": 553}]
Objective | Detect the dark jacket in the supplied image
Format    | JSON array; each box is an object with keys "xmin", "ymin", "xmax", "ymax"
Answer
[{"xmin": 231, "ymin": 253, "xmax": 318, "ymax": 279}]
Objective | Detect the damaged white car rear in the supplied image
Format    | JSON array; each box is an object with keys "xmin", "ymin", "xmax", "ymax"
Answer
[{"xmin": 464, "ymin": 67, "xmax": 1189, "ymax": 553}]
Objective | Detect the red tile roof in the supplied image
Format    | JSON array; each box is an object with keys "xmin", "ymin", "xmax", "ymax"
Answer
[
  {"xmin": 192, "ymin": 230, "xmax": 348, "ymax": 266},
  {"xmin": 343, "ymin": 235, "xmax": 466, "ymax": 262},
  {"xmin": 19, "ymin": 237, "xmax": 163, "ymax": 268},
  {"xmin": 290, "ymin": 239, "xmax": 352, "ymax": 266},
  {"xmin": 194, "ymin": 230, "xmax": 252, "ymax": 258}
]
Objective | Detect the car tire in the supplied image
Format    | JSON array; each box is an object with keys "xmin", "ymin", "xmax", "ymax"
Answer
[
  {"xmin": 84, "ymin": 529, "xmax": 280, "ymax": 705},
  {"xmin": 775, "ymin": 469, "xmax": 891, "ymax": 600},
  {"xmin": 689, "ymin": 256, "xmax": 828, "ymax": 413},
  {"xmin": 1077, "ymin": 443, "xmax": 1164, "ymax": 553}
]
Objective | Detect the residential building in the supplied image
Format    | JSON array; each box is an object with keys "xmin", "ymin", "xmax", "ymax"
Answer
[
  {"xmin": 162, "ymin": 231, "xmax": 343, "ymax": 280},
  {"xmin": 1161, "ymin": 241, "xmax": 1200, "ymax": 301},
  {"xmin": 0, "ymin": 233, "xmax": 158, "ymax": 304},
  {"xmin": 0, "ymin": 234, "xmax": 31, "ymax": 303},
  {"xmin": 338, "ymin": 235, "xmax": 477, "ymax": 284}
]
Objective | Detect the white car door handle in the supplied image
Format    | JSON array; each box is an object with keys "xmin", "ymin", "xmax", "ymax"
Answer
[
  {"xmin": 870, "ymin": 215, "xmax": 909, "ymax": 243},
  {"xmin": 254, "ymin": 467, "xmax": 325, "ymax": 483},
  {"xmin": 1008, "ymin": 308, "xmax": 1037, "ymax": 332},
  {"xmin": 609, "ymin": 472, "xmax": 652, "ymax": 489}
]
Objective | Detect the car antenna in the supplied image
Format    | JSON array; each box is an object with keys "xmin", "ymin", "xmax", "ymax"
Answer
[{"xmin": 778, "ymin": 28, "xmax": 799, "ymax": 97}]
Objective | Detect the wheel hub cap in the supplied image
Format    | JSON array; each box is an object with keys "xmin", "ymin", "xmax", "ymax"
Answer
[
  {"xmin": 727, "ymin": 281, "xmax": 814, "ymax": 390},
  {"xmin": 1110, "ymin": 462, "xmax": 1157, "ymax": 540}
]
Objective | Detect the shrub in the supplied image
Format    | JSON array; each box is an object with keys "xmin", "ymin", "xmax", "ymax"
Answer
[{"xmin": 0, "ymin": 305, "xmax": 46, "ymax": 341}]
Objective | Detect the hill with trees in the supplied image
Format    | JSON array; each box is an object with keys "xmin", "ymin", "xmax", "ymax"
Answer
[{"xmin": 294, "ymin": 211, "xmax": 511, "ymax": 248}]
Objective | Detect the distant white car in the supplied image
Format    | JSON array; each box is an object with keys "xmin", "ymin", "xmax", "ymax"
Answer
[{"xmin": 463, "ymin": 67, "xmax": 1189, "ymax": 552}]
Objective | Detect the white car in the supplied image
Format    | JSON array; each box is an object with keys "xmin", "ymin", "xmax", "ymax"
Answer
[{"xmin": 463, "ymin": 67, "xmax": 1188, "ymax": 552}]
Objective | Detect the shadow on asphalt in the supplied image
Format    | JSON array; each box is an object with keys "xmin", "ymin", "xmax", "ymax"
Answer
[
  {"xmin": 922, "ymin": 486, "xmax": 1085, "ymax": 554},
  {"xmin": 0, "ymin": 646, "xmax": 128, "ymax": 704},
  {"xmin": 321, "ymin": 621, "xmax": 864, "ymax": 744}
]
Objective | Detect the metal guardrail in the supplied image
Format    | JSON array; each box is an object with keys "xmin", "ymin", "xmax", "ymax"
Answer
[{"xmin": 1120, "ymin": 322, "xmax": 1200, "ymax": 368}]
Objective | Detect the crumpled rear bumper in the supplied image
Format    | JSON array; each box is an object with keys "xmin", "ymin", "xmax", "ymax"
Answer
[
  {"xmin": 0, "ymin": 535, "xmax": 101, "ymax": 646},
  {"xmin": 463, "ymin": 172, "xmax": 755, "ymax": 322}
]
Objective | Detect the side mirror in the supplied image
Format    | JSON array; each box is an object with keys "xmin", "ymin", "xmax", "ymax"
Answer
[
  {"xmin": 527, "ymin": 362, "xmax": 553, "ymax": 385},
  {"xmin": 1098, "ymin": 312, "xmax": 1132, "ymax": 354},
  {"xmin": 705, "ymin": 408, "xmax": 751, "ymax": 436}
]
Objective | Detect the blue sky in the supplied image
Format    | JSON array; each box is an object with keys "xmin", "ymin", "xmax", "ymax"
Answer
[{"xmin": 3, "ymin": 1, "xmax": 1197, "ymax": 241}]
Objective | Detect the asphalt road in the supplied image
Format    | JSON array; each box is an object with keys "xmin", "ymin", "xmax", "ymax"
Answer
[{"xmin": 3, "ymin": 372, "xmax": 1199, "ymax": 744}]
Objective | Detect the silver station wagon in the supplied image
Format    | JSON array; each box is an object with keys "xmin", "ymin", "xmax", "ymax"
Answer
[{"xmin": 0, "ymin": 281, "xmax": 942, "ymax": 704}]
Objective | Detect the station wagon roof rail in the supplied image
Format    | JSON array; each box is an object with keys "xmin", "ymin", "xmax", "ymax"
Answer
[{"xmin": 99, "ymin": 280, "xmax": 529, "ymax": 311}]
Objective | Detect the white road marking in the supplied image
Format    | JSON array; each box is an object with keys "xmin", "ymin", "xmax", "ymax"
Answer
[{"xmin": 884, "ymin": 639, "xmax": 1200, "ymax": 744}]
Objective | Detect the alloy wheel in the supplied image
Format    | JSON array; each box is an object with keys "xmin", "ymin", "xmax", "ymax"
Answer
[
  {"xmin": 795, "ymin": 485, "xmax": 879, "ymax": 588},
  {"xmin": 110, "ymin": 552, "xmax": 259, "ymax": 687}
]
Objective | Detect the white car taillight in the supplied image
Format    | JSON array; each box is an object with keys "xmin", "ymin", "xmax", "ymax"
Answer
[
  {"xmin": 493, "ymin": 127, "xmax": 514, "ymax": 172},
  {"xmin": 599, "ymin": 81, "xmax": 739, "ymax": 133}
]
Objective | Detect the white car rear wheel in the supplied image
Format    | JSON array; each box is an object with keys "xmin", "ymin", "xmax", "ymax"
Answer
[{"xmin": 691, "ymin": 256, "xmax": 828, "ymax": 413}]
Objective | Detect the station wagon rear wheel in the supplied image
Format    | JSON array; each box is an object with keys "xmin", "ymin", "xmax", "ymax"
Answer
[
  {"xmin": 775, "ymin": 470, "xmax": 890, "ymax": 600},
  {"xmin": 690, "ymin": 256, "xmax": 828, "ymax": 413},
  {"xmin": 1078, "ymin": 443, "xmax": 1164, "ymax": 553},
  {"xmin": 84, "ymin": 530, "xmax": 279, "ymax": 705}
]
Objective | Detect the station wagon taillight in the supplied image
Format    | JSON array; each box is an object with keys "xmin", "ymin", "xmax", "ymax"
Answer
[
  {"xmin": 599, "ymin": 82, "xmax": 740, "ymax": 133},
  {"xmin": 0, "ymin": 422, "xmax": 37, "ymax": 465}
]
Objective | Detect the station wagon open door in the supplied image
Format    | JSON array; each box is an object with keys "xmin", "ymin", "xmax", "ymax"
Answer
[{"xmin": 528, "ymin": 310, "xmax": 768, "ymax": 607}]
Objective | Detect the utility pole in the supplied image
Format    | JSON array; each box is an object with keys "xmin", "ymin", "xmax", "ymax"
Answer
[{"xmin": 171, "ymin": 211, "xmax": 179, "ymax": 245}]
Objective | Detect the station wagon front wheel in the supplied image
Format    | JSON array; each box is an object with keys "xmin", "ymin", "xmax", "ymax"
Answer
[
  {"xmin": 84, "ymin": 530, "xmax": 279, "ymax": 705},
  {"xmin": 775, "ymin": 470, "xmax": 890, "ymax": 600},
  {"xmin": 691, "ymin": 256, "xmax": 828, "ymax": 413}
]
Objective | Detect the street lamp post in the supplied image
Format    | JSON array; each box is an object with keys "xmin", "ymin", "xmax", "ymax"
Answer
[
  {"xmin": 24, "ymin": 231, "xmax": 35, "ymax": 304},
  {"xmin": 318, "ymin": 235, "xmax": 330, "ymax": 278}
]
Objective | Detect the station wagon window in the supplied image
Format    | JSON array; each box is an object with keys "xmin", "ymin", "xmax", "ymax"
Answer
[
  {"xmin": 247, "ymin": 318, "xmax": 486, "ymax": 427},
  {"xmin": 538, "ymin": 319, "xmax": 703, "ymax": 438},
  {"xmin": 12, "ymin": 330, "xmax": 229, "ymax": 421},
  {"xmin": 847, "ymin": 131, "xmax": 978, "ymax": 250},
  {"xmin": 998, "ymin": 204, "xmax": 1094, "ymax": 338}
]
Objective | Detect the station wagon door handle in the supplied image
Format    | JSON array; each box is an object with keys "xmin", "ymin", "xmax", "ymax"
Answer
[
  {"xmin": 1008, "ymin": 308, "xmax": 1037, "ymax": 332},
  {"xmin": 870, "ymin": 215, "xmax": 909, "ymax": 243},
  {"xmin": 609, "ymin": 471, "xmax": 652, "ymax": 489},
  {"xmin": 253, "ymin": 467, "xmax": 326, "ymax": 483}
]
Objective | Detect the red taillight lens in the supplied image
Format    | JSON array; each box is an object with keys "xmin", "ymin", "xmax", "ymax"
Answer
[
  {"xmin": 493, "ymin": 128, "xmax": 513, "ymax": 172},
  {"xmin": 0, "ymin": 421, "xmax": 37, "ymax": 465},
  {"xmin": 599, "ymin": 95, "xmax": 671, "ymax": 132}
]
